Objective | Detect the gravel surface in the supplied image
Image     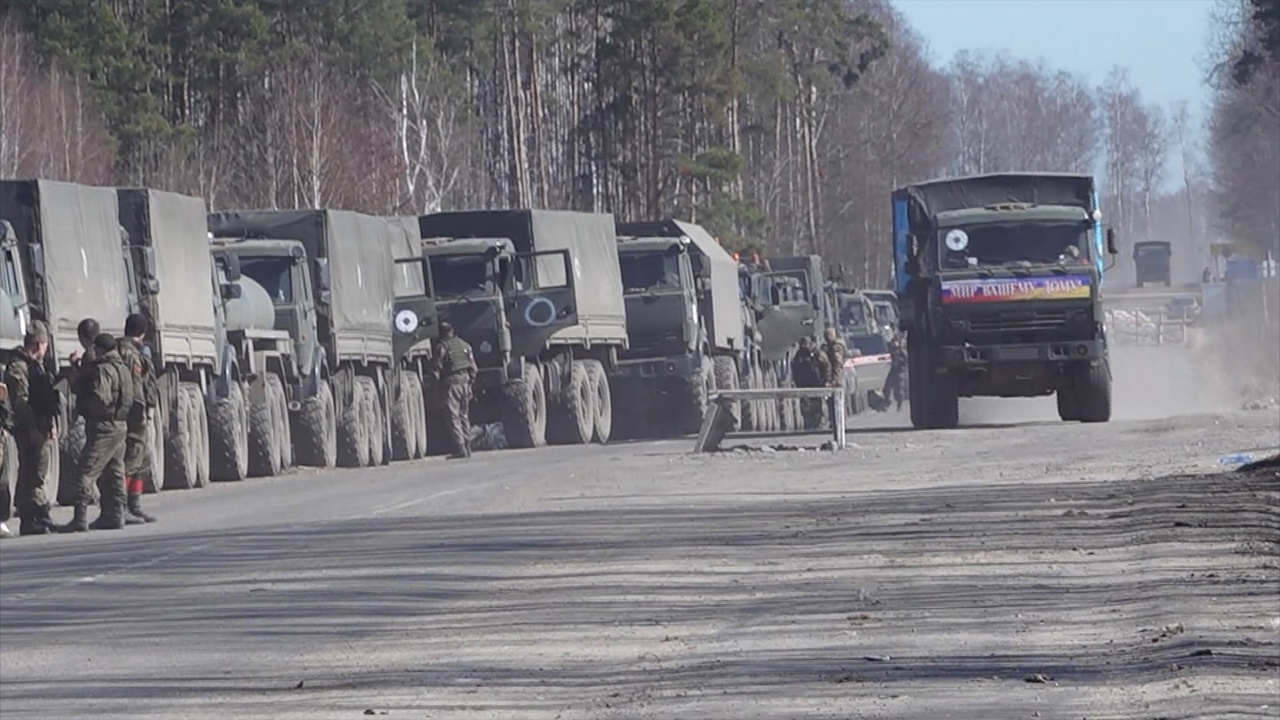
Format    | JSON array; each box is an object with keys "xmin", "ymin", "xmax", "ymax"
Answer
[{"xmin": 1, "ymin": 345, "xmax": 1277, "ymax": 719}]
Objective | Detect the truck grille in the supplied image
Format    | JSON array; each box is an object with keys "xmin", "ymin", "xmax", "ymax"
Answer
[{"xmin": 966, "ymin": 309, "xmax": 1071, "ymax": 333}]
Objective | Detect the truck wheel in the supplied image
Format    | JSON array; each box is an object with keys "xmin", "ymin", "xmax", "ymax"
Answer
[
  {"xmin": 271, "ymin": 374, "xmax": 293, "ymax": 469},
  {"xmin": 209, "ymin": 381, "xmax": 250, "ymax": 482},
  {"xmin": 584, "ymin": 360, "xmax": 612, "ymax": 444},
  {"xmin": 1055, "ymin": 381, "xmax": 1079, "ymax": 422},
  {"xmin": 548, "ymin": 360, "xmax": 596, "ymax": 445},
  {"xmin": 195, "ymin": 386, "xmax": 211, "ymax": 488},
  {"xmin": 711, "ymin": 356, "xmax": 739, "ymax": 429},
  {"xmin": 502, "ymin": 363, "xmax": 547, "ymax": 448},
  {"xmin": 1075, "ymin": 359, "xmax": 1113, "ymax": 423},
  {"xmin": 390, "ymin": 373, "xmax": 414, "ymax": 461},
  {"xmin": 929, "ymin": 371, "xmax": 960, "ymax": 429},
  {"xmin": 682, "ymin": 366, "xmax": 713, "ymax": 435},
  {"xmin": 294, "ymin": 380, "xmax": 337, "ymax": 467},
  {"xmin": 406, "ymin": 373, "xmax": 428, "ymax": 459},
  {"xmin": 144, "ymin": 405, "xmax": 166, "ymax": 493},
  {"xmin": 163, "ymin": 383, "xmax": 200, "ymax": 490},
  {"xmin": 248, "ymin": 379, "xmax": 283, "ymax": 478},
  {"xmin": 362, "ymin": 377, "xmax": 386, "ymax": 466},
  {"xmin": 57, "ymin": 415, "xmax": 86, "ymax": 505},
  {"xmin": 740, "ymin": 362, "xmax": 758, "ymax": 431},
  {"xmin": 337, "ymin": 378, "xmax": 372, "ymax": 468},
  {"xmin": 761, "ymin": 371, "xmax": 778, "ymax": 432}
]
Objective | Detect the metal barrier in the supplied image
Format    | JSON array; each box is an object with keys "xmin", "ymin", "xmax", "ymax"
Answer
[{"xmin": 693, "ymin": 388, "xmax": 847, "ymax": 453}]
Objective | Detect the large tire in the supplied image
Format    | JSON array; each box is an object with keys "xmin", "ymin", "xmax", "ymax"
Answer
[
  {"xmin": 407, "ymin": 373, "xmax": 428, "ymax": 459},
  {"xmin": 293, "ymin": 379, "xmax": 337, "ymax": 468},
  {"xmin": 681, "ymin": 365, "xmax": 713, "ymax": 435},
  {"xmin": 502, "ymin": 363, "xmax": 547, "ymax": 449},
  {"xmin": 248, "ymin": 379, "xmax": 283, "ymax": 478},
  {"xmin": 208, "ymin": 381, "xmax": 250, "ymax": 482},
  {"xmin": 1056, "ymin": 383, "xmax": 1079, "ymax": 422},
  {"xmin": 143, "ymin": 405, "xmax": 166, "ymax": 493},
  {"xmin": 163, "ymin": 383, "xmax": 200, "ymax": 490},
  {"xmin": 270, "ymin": 374, "xmax": 293, "ymax": 470},
  {"xmin": 337, "ymin": 378, "xmax": 372, "ymax": 468},
  {"xmin": 711, "ymin": 356, "xmax": 739, "ymax": 429},
  {"xmin": 583, "ymin": 360, "xmax": 612, "ymax": 444},
  {"xmin": 761, "ymin": 370, "xmax": 778, "ymax": 432},
  {"xmin": 57, "ymin": 415, "xmax": 86, "ymax": 506},
  {"xmin": 1075, "ymin": 358, "xmax": 1113, "ymax": 423},
  {"xmin": 191, "ymin": 384, "xmax": 211, "ymax": 488},
  {"xmin": 362, "ymin": 376, "xmax": 386, "ymax": 466},
  {"xmin": 930, "ymin": 370, "xmax": 960, "ymax": 429},
  {"xmin": 548, "ymin": 360, "xmax": 595, "ymax": 445},
  {"xmin": 740, "ymin": 361, "xmax": 758, "ymax": 431},
  {"xmin": 390, "ymin": 373, "xmax": 414, "ymax": 461}
]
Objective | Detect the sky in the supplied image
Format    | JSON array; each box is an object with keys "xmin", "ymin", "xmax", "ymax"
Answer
[{"xmin": 894, "ymin": 0, "xmax": 1220, "ymax": 128}]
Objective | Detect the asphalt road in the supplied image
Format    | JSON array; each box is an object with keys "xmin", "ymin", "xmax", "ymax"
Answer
[{"xmin": 1, "ymin": 346, "xmax": 1277, "ymax": 719}]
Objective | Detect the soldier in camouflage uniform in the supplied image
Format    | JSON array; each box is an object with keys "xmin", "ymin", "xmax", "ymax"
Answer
[
  {"xmin": 117, "ymin": 314, "xmax": 157, "ymax": 523},
  {"xmin": 59, "ymin": 333, "xmax": 135, "ymax": 533},
  {"xmin": 432, "ymin": 322, "xmax": 476, "ymax": 459},
  {"xmin": 0, "ymin": 371, "xmax": 13, "ymax": 539},
  {"xmin": 5, "ymin": 322, "xmax": 60, "ymax": 535},
  {"xmin": 821, "ymin": 327, "xmax": 848, "ymax": 423},
  {"xmin": 883, "ymin": 331, "xmax": 908, "ymax": 412},
  {"xmin": 791, "ymin": 337, "xmax": 826, "ymax": 430}
]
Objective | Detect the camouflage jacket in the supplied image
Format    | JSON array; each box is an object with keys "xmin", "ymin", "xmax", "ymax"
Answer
[
  {"xmin": 821, "ymin": 339, "xmax": 847, "ymax": 386},
  {"xmin": 434, "ymin": 337, "xmax": 476, "ymax": 384},
  {"xmin": 79, "ymin": 350, "xmax": 135, "ymax": 423},
  {"xmin": 3, "ymin": 349, "xmax": 58, "ymax": 434}
]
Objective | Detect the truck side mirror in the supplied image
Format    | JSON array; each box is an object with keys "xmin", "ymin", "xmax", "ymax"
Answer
[
  {"xmin": 223, "ymin": 252, "xmax": 242, "ymax": 281},
  {"xmin": 220, "ymin": 282, "xmax": 243, "ymax": 300},
  {"xmin": 315, "ymin": 257, "xmax": 331, "ymax": 291},
  {"xmin": 142, "ymin": 246, "xmax": 159, "ymax": 279},
  {"xmin": 144, "ymin": 278, "xmax": 160, "ymax": 295},
  {"xmin": 30, "ymin": 243, "xmax": 45, "ymax": 277},
  {"xmin": 1106, "ymin": 228, "xmax": 1118, "ymax": 256}
]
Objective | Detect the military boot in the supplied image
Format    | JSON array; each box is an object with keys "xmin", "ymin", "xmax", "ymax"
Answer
[
  {"xmin": 19, "ymin": 510, "xmax": 50, "ymax": 536},
  {"xmin": 126, "ymin": 492, "xmax": 155, "ymax": 523},
  {"xmin": 59, "ymin": 505, "xmax": 90, "ymax": 533},
  {"xmin": 89, "ymin": 501, "xmax": 125, "ymax": 531}
]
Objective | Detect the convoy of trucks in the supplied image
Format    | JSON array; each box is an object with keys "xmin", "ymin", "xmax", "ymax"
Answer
[{"xmin": 0, "ymin": 168, "xmax": 1127, "ymax": 514}]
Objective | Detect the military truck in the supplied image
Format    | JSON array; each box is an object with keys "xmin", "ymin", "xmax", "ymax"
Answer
[
  {"xmin": 1133, "ymin": 240, "xmax": 1172, "ymax": 287},
  {"xmin": 891, "ymin": 172, "xmax": 1119, "ymax": 429},
  {"xmin": 117, "ymin": 188, "xmax": 232, "ymax": 490},
  {"xmin": 208, "ymin": 210, "xmax": 427, "ymax": 468},
  {"xmin": 0, "ymin": 179, "xmax": 137, "ymax": 500},
  {"xmin": 384, "ymin": 216, "xmax": 437, "ymax": 460},
  {"xmin": 610, "ymin": 219, "xmax": 754, "ymax": 437},
  {"xmin": 738, "ymin": 256, "xmax": 817, "ymax": 431},
  {"xmin": 416, "ymin": 210, "xmax": 628, "ymax": 449}
]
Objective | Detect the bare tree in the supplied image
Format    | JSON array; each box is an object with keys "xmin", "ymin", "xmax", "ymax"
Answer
[{"xmin": 1133, "ymin": 102, "xmax": 1170, "ymax": 239}]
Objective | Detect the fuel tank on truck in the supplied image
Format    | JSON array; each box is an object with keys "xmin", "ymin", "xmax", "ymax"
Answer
[{"xmin": 222, "ymin": 275, "xmax": 277, "ymax": 332}]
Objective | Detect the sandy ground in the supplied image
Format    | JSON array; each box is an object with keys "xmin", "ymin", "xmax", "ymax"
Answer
[{"xmin": 0, "ymin": 344, "xmax": 1277, "ymax": 719}]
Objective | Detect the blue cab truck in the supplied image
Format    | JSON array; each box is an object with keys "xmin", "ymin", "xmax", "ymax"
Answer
[{"xmin": 891, "ymin": 172, "xmax": 1119, "ymax": 429}]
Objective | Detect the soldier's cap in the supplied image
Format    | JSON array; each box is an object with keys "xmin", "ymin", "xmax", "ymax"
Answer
[
  {"xmin": 92, "ymin": 333, "xmax": 118, "ymax": 352},
  {"xmin": 24, "ymin": 323, "xmax": 49, "ymax": 344},
  {"xmin": 439, "ymin": 321, "xmax": 454, "ymax": 334}
]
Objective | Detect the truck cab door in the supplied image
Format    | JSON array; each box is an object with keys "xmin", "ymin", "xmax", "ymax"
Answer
[
  {"xmin": 0, "ymin": 229, "xmax": 30, "ymax": 341},
  {"xmin": 291, "ymin": 253, "xmax": 318, "ymax": 376},
  {"xmin": 392, "ymin": 256, "xmax": 438, "ymax": 361},
  {"xmin": 508, "ymin": 249, "xmax": 578, "ymax": 357}
]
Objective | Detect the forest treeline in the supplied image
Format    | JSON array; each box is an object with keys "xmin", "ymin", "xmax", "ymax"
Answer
[{"xmin": 0, "ymin": 0, "xmax": 1276, "ymax": 287}]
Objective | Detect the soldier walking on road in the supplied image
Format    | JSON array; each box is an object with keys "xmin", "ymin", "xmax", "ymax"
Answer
[
  {"xmin": 883, "ymin": 331, "xmax": 908, "ymax": 412},
  {"xmin": 117, "ymin": 314, "xmax": 157, "ymax": 523},
  {"xmin": 59, "ymin": 333, "xmax": 136, "ymax": 533},
  {"xmin": 821, "ymin": 327, "xmax": 848, "ymax": 422},
  {"xmin": 433, "ymin": 322, "xmax": 476, "ymax": 459},
  {"xmin": 5, "ymin": 322, "xmax": 61, "ymax": 535}
]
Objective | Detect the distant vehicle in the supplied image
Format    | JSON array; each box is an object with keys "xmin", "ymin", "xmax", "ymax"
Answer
[
  {"xmin": 1165, "ymin": 294, "xmax": 1200, "ymax": 322},
  {"xmin": 844, "ymin": 331, "xmax": 892, "ymax": 414},
  {"xmin": 861, "ymin": 290, "xmax": 899, "ymax": 338},
  {"xmin": 1133, "ymin": 241, "xmax": 1172, "ymax": 287}
]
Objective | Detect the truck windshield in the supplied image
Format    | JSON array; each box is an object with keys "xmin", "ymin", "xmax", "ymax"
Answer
[
  {"xmin": 1135, "ymin": 244, "xmax": 1170, "ymax": 258},
  {"xmin": 240, "ymin": 257, "xmax": 294, "ymax": 304},
  {"xmin": 620, "ymin": 252, "xmax": 680, "ymax": 292},
  {"xmin": 838, "ymin": 298, "xmax": 867, "ymax": 328},
  {"xmin": 429, "ymin": 255, "xmax": 491, "ymax": 298},
  {"xmin": 939, "ymin": 222, "xmax": 1090, "ymax": 269}
]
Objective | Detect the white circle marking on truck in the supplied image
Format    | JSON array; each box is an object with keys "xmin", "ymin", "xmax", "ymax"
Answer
[
  {"xmin": 524, "ymin": 296, "xmax": 556, "ymax": 327},
  {"xmin": 945, "ymin": 229, "xmax": 969, "ymax": 252},
  {"xmin": 394, "ymin": 309, "xmax": 419, "ymax": 334}
]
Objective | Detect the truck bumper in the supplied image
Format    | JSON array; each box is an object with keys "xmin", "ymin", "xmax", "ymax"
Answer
[
  {"xmin": 938, "ymin": 339, "xmax": 1107, "ymax": 367},
  {"xmin": 612, "ymin": 354, "xmax": 700, "ymax": 381}
]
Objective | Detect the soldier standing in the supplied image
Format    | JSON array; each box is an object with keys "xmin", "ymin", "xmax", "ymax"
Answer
[
  {"xmin": 791, "ymin": 337, "xmax": 826, "ymax": 430},
  {"xmin": 59, "ymin": 333, "xmax": 135, "ymax": 533},
  {"xmin": 5, "ymin": 323, "xmax": 61, "ymax": 535},
  {"xmin": 883, "ymin": 331, "xmax": 908, "ymax": 412},
  {"xmin": 117, "ymin": 314, "xmax": 157, "ymax": 523},
  {"xmin": 821, "ymin": 327, "xmax": 848, "ymax": 422},
  {"xmin": 433, "ymin": 322, "xmax": 476, "ymax": 459}
]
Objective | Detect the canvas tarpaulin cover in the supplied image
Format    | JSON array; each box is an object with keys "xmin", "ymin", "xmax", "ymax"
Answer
[
  {"xmin": 902, "ymin": 173, "xmax": 1096, "ymax": 224},
  {"xmin": 0, "ymin": 179, "xmax": 131, "ymax": 363},
  {"xmin": 617, "ymin": 219, "xmax": 743, "ymax": 352},
  {"xmin": 118, "ymin": 188, "xmax": 218, "ymax": 365},
  {"xmin": 418, "ymin": 210, "xmax": 628, "ymax": 343},
  {"xmin": 387, "ymin": 216, "xmax": 427, "ymax": 298},
  {"xmin": 208, "ymin": 209, "xmax": 397, "ymax": 353}
]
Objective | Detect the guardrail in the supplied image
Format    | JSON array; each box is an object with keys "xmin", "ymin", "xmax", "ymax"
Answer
[
  {"xmin": 1105, "ymin": 309, "xmax": 1192, "ymax": 346},
  {"xmin": 694, "ymin": 388, "xmax": 847, "ymax": 453}
]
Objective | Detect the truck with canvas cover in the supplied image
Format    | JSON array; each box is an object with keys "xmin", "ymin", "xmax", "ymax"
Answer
[
  {"xmin": 383, "ymin": 215, "xmax": 437, "ymax": 460},
  {"xmin": 416, "ymin": 210, "xmax": 628, "ymax": 449},
  {"xmin": 891, "ymin": 172, "xmax": 1119, "ymax": 429},
  {"xmin": 117, "ymin": 187, "xmax": 226, "ymax": 491},
  {"xmin": 1133, "ymin": 240, "xmax": 1172, "ymax": 287},
  {"xmin": 208, "ymin": 209, "xmax": 432, "ymax": 470},
  {"xmin": 611, "ymin": 219, "xmax": 755, "ymax": 437},
  {"xmin": 0, "ymin": 179, "xmax": 138, "ymax": 501}
]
